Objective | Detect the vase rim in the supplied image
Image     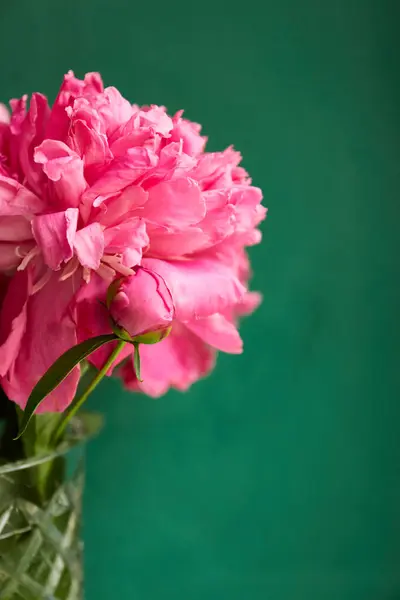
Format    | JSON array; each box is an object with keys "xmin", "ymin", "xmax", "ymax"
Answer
[{"xmin": 0, "ymin": 411, "xmax": 103, "ymax": 474}]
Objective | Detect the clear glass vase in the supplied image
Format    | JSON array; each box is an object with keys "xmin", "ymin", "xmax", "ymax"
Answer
[{"xmin": 0, "ymin": 415, "xmax": 98, "ymax": 600}]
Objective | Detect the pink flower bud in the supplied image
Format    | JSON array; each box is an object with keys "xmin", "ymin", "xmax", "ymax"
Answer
[{"xmin": 109, "ymin": 267, "xmax": 174, "ymax": 341}]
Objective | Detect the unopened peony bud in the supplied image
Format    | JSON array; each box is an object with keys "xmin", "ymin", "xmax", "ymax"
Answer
[{"xmin": 109, "ymin": 267, "xmax": 174, "ymax": 342}]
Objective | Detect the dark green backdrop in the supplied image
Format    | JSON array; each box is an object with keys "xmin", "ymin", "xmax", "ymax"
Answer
[{"xmin": 1, "ymin": 1, "xmax": 400, "ymax": 598}]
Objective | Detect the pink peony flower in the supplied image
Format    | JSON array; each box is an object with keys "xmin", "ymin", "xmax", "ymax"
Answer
[{"xmin": 0, "ymin": 71, "xmax": 266, "ymax": 410}]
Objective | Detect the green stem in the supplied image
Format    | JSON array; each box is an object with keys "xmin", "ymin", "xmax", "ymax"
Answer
[
  {"xmin": 53, "ymin": 340, "xmax": 126, "ymax": 444},
  {"xmin": 79, "ymin": 360, "xmax": 90, "ymax": 379}
]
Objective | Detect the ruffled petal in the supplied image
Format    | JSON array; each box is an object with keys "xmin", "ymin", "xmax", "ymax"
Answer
[
  {"xmin": 186, "ymin": 313, "xmax": 243, "ymax": 354},
  {"xmin": 0, "ymin": 269, "xmax": 31, "ymax": 376},
  {"xmin": 82, "ymin": 150, "xmax": 157, "ymax": 206},
  {"xmin": 1, "ymin": 273, "xmax": 80, "ymax": 412},
  {"xmin": 170, "ymin": 112, "xmax": 206, "ymax": 156},
  {"xmin": 32, "ymin": 208, "xmax": 78, "ymax": 270},
  {"xmin": 11, "ymin": 93, "xmax": 50, "ymax": 194},
  {"xmin": 143, "ymin": 177, "xmax": 205, "ymax": 227},
  {"xmin": 0, "ymin": 215, "xmax": 32, "ymax": 242},
  {"xmin": 34, "ymin": 139, "xmax": 87, "ymax": 208},
  {"xmin": 0, "ymin": 174, "xmax": 44, "ymax": 216},
  {"xmin": 142, "ymin": 257, "xmax": 245, "ymax": 322},
  {"xmin": 46, "ymin": 70, "xmax": 104, "ymax": 141},
  {"xmin": 74, "ymin": 222, "xmax": 104, "ymax": 270},
  {"xmin": 98, "ymin": 185, "xmax": 148, "ymax": 227},
  {"xmin": 68, "ymin": 119, "xmax": 112, "ymax": 182},
  {"xmin": 104, "ymin": 217, "xmax": 148, "ymax": 268}
]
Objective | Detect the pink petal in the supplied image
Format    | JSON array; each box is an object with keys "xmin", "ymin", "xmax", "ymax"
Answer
[
  {"xmin": 121, "ymin": 324, "xmax": 215, "ymax": 397},
  {"xmin": 156, "ymin": 141, "xmax": 197, "ymax": 176},
  {"xmin": 1, "ymin": 273, "xmax": 80, "ymax": 412},
  {"xmin": 228, "ymin": 186, "xmax": 266, "ymax": 231},
  {"xmin": 0, "ymin": 215, "xmax": 33, "ymax": 242},
  {"xmin": 104, "ymin": 217, "xmax": 149, "ymax": 268},
  {"xmin": 0, "ymin": 274, "xmax": 8, "ymax": 304},
  {"xmin": 146, "ymin": 226, "xmax": 208, "ymax": 258},
  {"xmin": 110, "ymin": 267, "xmax": 174, "ymax": 338},
  {"xmin": 235, "ymin": 291, "xmax": 262, "ymax": 316},
  {"xmin": 34, "ymin": 139, "xmax": 87, "ymax": 208},
  {"xmin": 143, "ymin": 177, "xmax": 205, "ymax": 227},
  {"xmin": 82, "ymin": 150, "xmax": 157, "ymax": 206},
  {"xmin": 65, "ymin": 97, "xmax": 104, "ymax": 133},
  {"xmin": 0, "ymin": 241, "xmax": 34, "ymax": 272},
  {"xmin": 197, "ymin": 186, "xmax": 265, "ymax": 250},
  {"xmin": 110, "ymin": 130, "xmax": 152, "ymax": 156},
  {"xmin": 32, "ymin": 208, "xmax": 78, "ymax": 270},
  {"xmin": 9, "ymin": 95, "xmax": 27, "ymax": 136},
  {"xmin": 69, "ymin": 118, "xmax": 112, "ymax": 172},
  {"xmin": 46, "ymin": 70, "xmax": 104, "ymax": 140},
  {"xmin": 198, "ymin": 190, "xmax": 237, "ymax": 247},
  {"xmin": 142, "ymin": 257, "xmax": 245, "ymax": 322},
  {"xmin": 189, "ymin": 147, "xmax": 242, "ymax": 189},
  {"xmin": 100, "ymin": 86, "xmax": 135, "ymax": 134},
  {"xmin": 13, "ymin": 93, "xmax": 50, "ymax": 195},
  {"xmin": 74, "ymin": 222, "xmax": 104, "ymax": 270},
  {"xmin": 186, "ymin": 313, "xmax": 243, "ymax": 354},
  {"xmin": 0, "ymin": 104, "xmax": 10, "ymax": 124},
  {"xmin": 0, "ymin": 269, "xmax": 31, "ymax": 376},
  {"xmin": 98, "ymin": 185, "xmax": 148, "ymax": 226},
  {"xmin": 75, "ymin": 274, "xmax": 132, "ymax": 372},
  {"xmin": 82, "ymin": 72, "xmax": 104, "ymax": 93},
  {"xmin": 170, "ymin": 113, "xmax": 206, "ymax": 156},
  {"xmin": 138, "ymin": 105, "xmax": 173, "ymax": 136},
  {"xmin": 0, "ymin": 174, "xmax": 45, "ymax": 216},
  {"xmin": 199, "ymin": 204, "xmax": 236, "ymax": 247}
]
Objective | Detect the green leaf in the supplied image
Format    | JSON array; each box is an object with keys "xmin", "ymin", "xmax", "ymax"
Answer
[
  {"xmin": 18, "ymin": 411, "xmax": 59, "ymax": 457},
  {"xmin": 16, "ymin": 334, "xmax": 118, "ymax": 439},
  {"xmin": 133, "ymin": 342, "xmax": 143, "ymax": 382}
]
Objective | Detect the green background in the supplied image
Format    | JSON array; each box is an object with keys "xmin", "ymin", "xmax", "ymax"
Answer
[{"xmin": 1, "ymin": 1, "xmax": 400, "ymax": 598}]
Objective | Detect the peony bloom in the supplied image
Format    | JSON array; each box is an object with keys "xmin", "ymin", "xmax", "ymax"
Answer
[{"xmin": 0, "ymin": 71, "xmax": 266, "ymax": 411}]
